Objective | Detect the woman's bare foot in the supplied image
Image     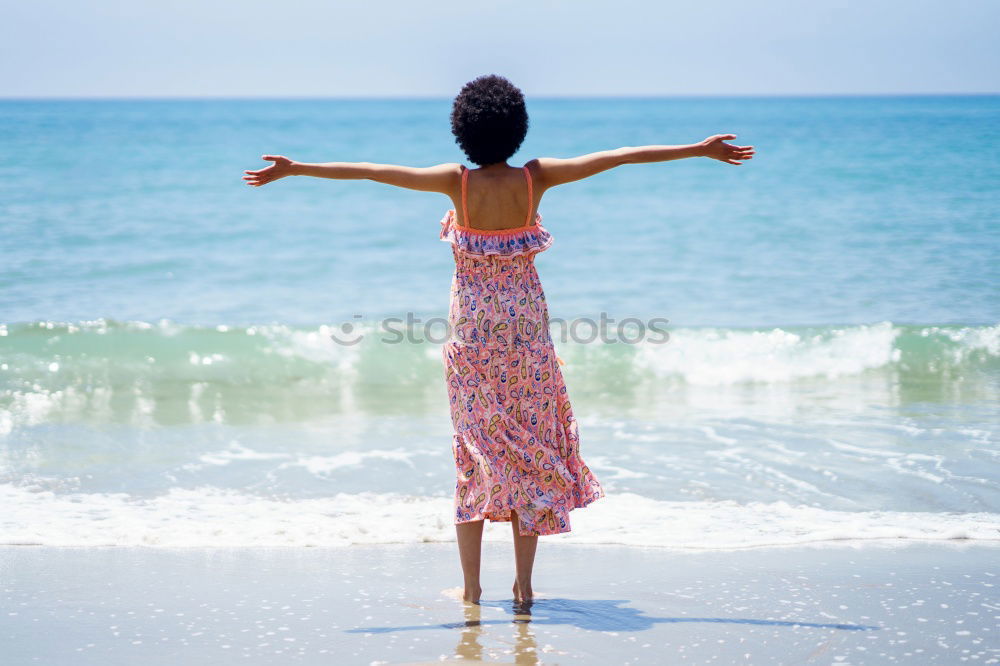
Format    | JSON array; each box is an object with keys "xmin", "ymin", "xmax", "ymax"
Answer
[
  {"xmin": 512, "ymin": 580, "xmax": 533, "ymax": 603},
  {"xmin": 463, "ymin": 585, "xmax": 482, "ymax": 604}
]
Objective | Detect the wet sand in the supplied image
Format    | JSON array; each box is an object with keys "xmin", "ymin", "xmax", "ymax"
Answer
[{"xmin": 2, "ymin": 541, "xmax": 998, "ymax": 664}]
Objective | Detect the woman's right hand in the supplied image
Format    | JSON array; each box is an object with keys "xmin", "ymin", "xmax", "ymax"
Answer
[
  {"xmin": 699, "ymin": 135, "xmax": 755, "ymax": 165},
  {"xmin": 243, "ymin": 155, "xmax": 296, "ymax": 187}
]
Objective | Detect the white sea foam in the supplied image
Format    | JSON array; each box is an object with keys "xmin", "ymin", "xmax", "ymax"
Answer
[
  {"xmin": 182, "ymin": 441, "xmax": 293, "ymax": 470},
  {"xmin": 586, "ymin": 456, "xmax": 649, "ymax": 480},
  {"xmin": 276, "ymin": 448, "xmax": 442, "ymax": 476},
  {"xmin": 2, "ymin": 484, "xmax": 997, "ymax": 549},
  {"xmin": 632, "ymin": 321, "xmax": 902, "ymax": 385}
]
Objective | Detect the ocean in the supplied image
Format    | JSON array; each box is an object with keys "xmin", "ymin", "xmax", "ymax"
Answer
[{"xmin": 1, "ymin": 95, "xmax": 998, "ymax": 549}]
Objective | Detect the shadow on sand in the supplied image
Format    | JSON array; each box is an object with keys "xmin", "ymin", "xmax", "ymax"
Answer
[{"xmin": 345, "ymin": 597, "xmax": 881, "ymax": 634}]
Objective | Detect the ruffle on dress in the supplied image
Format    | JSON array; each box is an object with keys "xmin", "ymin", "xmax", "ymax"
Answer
[{"xmin": 439, "ymin": 209, "xmax": 553, "ymax": 257}]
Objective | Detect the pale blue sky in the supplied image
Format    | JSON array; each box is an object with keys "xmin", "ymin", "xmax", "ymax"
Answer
[{"xmin": 1, "ymin": 0, "xmax": 997, "ymax": 97}]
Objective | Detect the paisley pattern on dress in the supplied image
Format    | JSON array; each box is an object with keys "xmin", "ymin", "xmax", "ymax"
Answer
[{"xmin": 440, "ymin": 206, "xmax": 606, "ymax": 537}]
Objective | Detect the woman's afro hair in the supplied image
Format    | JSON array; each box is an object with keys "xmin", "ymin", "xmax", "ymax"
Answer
[{"xmin": 450, "ymin": 74, "xmax": 529, "ymax": 166}]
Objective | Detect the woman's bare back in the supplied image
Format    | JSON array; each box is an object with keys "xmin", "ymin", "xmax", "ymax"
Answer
[{"xmin": 449, "ymin": 164, "xmax": 539, "ymax": 232}]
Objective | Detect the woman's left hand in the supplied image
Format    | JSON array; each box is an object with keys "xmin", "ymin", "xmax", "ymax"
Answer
[{"xmin": 243, "ymin": 155, "xmax": 296, "ymax": 186}]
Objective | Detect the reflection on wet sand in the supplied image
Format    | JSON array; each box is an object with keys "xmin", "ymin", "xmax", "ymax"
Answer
[
  {"xmin": 453, "ymin": 602, "xmax": 483, "ymax": 661},
  {"xmin": 454, "ymin": 600, "xmax": 540, "ymax": 664}
]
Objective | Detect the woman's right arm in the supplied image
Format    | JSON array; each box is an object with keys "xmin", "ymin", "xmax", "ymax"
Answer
[
  {"xmin": 243, "ymin": 156, "xmax": 460, "ymax": 193},
  {"xmin": 531, "ymin": 134, "xmax": 754, "ymax": 189}
]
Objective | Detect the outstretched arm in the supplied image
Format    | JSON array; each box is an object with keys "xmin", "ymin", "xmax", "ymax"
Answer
[
  {"xmin": 243, "ymin": 156, "xmax": 461, "ymax": 193},
  {"xmin": 531, "ymin": 134, "xmax": 754, "ymax": 189}
]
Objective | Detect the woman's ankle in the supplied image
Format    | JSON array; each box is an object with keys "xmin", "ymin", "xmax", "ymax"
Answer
[{"xmin": 463, "ymin": 584, "xmax": 482, "ymax": 602}]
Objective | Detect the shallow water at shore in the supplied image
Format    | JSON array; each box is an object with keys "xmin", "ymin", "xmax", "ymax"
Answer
[{"xmin": 3, "ymin": 542, "xmax": 998, "ymax": 664}]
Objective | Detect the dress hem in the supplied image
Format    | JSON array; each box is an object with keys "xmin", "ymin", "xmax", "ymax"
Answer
[{"xmin": 454, "ymin": 486, "xmax": 607, "ymax": 537}]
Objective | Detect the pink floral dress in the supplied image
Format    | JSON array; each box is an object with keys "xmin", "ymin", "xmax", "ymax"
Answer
[{"xmin": 440, "ymin": 165, "xmax": 605, "ymax": 537}]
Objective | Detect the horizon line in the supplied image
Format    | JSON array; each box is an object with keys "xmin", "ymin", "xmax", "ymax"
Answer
[{"xmin": 0, "ymin": 91, "xmax": 997, "ymax": 102}]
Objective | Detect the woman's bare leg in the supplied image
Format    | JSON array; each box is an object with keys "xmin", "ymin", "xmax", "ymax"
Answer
[
  {"xmin": 456, "ymin": 519, "xmax": 485, "ymax": 603},
  {"xmin": 510, "ymin": 510, "xmax": 537, "ymax": 602}
]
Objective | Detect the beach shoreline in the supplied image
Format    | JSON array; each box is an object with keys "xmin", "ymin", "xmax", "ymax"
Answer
[{"xmin": 3, "ymin": 541, "xmax": 997, "ymax": 664}]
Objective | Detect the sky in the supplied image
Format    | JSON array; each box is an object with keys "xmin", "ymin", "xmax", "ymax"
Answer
[{"xmin": 1, "ymin": 0, "xmax": 997, "ymax": 98}]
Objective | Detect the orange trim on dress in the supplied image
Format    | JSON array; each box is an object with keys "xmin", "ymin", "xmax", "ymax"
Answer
[
  {"xmin": 444, "ymin": 209, "xmax": 543, "ymax": 236},
  {"xmin": 455, "ymin": 165, "xmax": 540, "ymax": 234},
  {"xmin": 523, "ymin": 165, "xmax": 534, "ymax": 227}
]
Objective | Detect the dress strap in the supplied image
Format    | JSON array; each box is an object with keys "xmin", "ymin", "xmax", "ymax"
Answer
[
  {"xmin": 523, "ymin": 166, "xmax": 534, "ymax": 227},
  {"xmin": 460, "ymin": 166, "xmax": 471, "ymax": 228}
]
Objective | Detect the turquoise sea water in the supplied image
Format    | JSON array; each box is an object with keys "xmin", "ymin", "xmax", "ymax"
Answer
[{"xmin": 1, "ymin": 96, "xmax": 998, "ymax": 548}]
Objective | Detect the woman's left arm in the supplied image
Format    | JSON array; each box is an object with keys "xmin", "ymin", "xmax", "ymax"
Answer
[{"xmin": 243, "ymin": 155, "xmax": 461, "ymax": 193}]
